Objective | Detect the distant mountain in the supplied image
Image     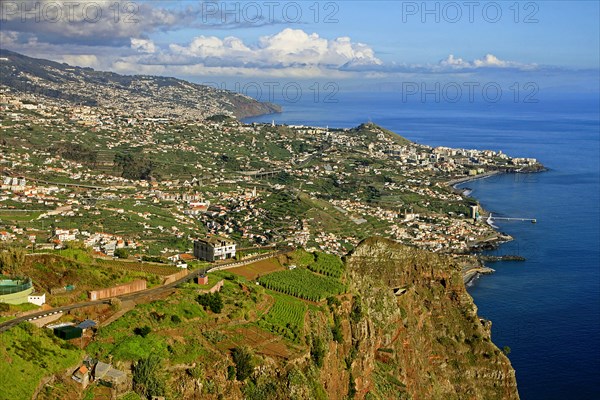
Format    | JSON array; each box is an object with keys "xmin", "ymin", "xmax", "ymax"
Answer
[{"xmin": 0, "ymin": 49, "xmax": 281, "ymax": 120}]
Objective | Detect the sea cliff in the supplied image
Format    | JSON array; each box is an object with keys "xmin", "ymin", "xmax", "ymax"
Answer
[{"xmin": 342, "ymin": 237, "xmax": 519, "ymax": 399}]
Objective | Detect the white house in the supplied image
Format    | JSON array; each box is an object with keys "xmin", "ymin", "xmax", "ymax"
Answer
[{"xmin": 28, "ymin": 293, "xmax": 46, "ymax": 306}]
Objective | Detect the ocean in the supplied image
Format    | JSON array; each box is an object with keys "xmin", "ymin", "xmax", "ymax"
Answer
[{"xmin": 244, "ymin": 90, "xmax": 600, "ymax": 399}]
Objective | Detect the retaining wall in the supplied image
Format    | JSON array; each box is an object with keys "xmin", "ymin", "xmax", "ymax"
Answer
[
  {"xmin": 163, "ymin": 270, "xmax": 189, "ymax": 285},
  {"xmin": 88, "ymin": 280, "xmax": 147, "ymax": 301}
]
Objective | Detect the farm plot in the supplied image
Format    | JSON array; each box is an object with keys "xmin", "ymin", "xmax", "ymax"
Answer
[
  {"xmin": 96, "ymin": 259, "xmax": 180, "ymax": 276},
  {"xmin": 308, "ymin": 252, "xmax": 345, "ymax": 278},
  {"xmin": 215, "ymin": 325, "xmax": 291, "ymax": 358},
  {"xmin": 258, "ymin": 294, "xmax": 307, "ymax": 342},
  {"xmin": 258, "ymin": 268, "xmax": 346, "ymax": 302},
  {"xmin": 227, "ymin": 258, "xmax": 284, "ymax": 280}
]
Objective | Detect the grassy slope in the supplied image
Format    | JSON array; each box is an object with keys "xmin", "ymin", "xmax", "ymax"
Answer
[{"xmin": 0, "ymin": 323, "xmax": 83, "ymax": 399}]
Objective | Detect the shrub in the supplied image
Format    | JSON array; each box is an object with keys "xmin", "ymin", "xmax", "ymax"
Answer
[
  {"xmin": 134, "ymin": 325, "xmax": 152, "ymax": 338},
  {"xmin": 350, "ymin": 296, "xmax": 363, "ymax": 323},
  {"xmin": 310, "ymin": 335, "xmax": 326, "ymax": 368},
  {"xmin": 231, "ymin": 347, "xmax": 254, "ymax": 381},
  {"xmin": 0, "ymin": 247, "xmax": 25, "ymax": 275},
  {"xmin": 114, "ymin": 248, "xmax": 129, "ymax": 259},
  {"xmin": 109, "ymin": 297, "xmax": 122, "ymax": 312},
  {"xmin": 133, "ymin": 355, "xmax": 166, "ymax": 398},
  {"xmin": 331, "ymin": 314, "xmax": 343, "ymax": 343},
  {"xmin": 197, "ymin": 292, "xmax": 223, "ymax": 313},
  {"xmin": 227, "ymin": 365, "xmax": 236, "ymax": 380}
]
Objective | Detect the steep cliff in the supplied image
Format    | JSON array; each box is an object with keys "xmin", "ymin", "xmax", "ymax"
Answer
[{"xmin": 330, "ymin": 237, "xmax": 519, "ymax": 399}]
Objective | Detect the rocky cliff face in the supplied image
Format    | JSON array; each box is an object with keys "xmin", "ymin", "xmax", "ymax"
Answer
[{"xmin": 336, "ymin": 237, "xmax": 519, "ymax": 399}]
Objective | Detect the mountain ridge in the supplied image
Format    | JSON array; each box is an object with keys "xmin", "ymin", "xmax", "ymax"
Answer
[{"xmin": 0, "ymin": 49, "xmax": 281, "ymax": 120}]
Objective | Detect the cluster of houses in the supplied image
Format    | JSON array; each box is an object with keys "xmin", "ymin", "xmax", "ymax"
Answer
[
  {"xmin": 82, "ymin": 232, "xmax": 138, "ymax": 257},
  {"xmin": 1, "ymin": 177, "xmax": 26, "ymax": 191},
  {"xmin": 48, "ymin": 229, "xmax": 138, "ymax": 256},
  {"xmin": 72, "ymin": 356, "xmax": 127, "ymax": 390}
]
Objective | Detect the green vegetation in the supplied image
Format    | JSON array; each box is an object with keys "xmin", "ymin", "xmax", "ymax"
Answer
[
  {"xmin": 134, "ymin": 325, "xmax": 152, "ymax": 338},
  {"xmin": 288, "ymin": 249, "xmax": 316, "ymax": 267},
  {"xmin": 259, "ymin": 293, "xmax": 306, "ymax": 342},
  {"xmin": 114, "ymin": 152, "xmax": 157, "ymax": 181},
  {"xmin": 133, "ymin": 355, "xmax": 166, "ymax": 398},
  {"xmin": 87, "ymin": 293, "xmax": 207, "ymax": 362},
  {"xmin": 331, "ymin": 314, "xmax": 343, "ymax": 343},
  {"xmin": 309, "ymin": 252, "xmax": 345, "ymax": 278},
  {"xmin": 310, "ymin": 334, "xmax": 326, "ymax": 368},
  {"xmin": 231, "ymin": 346, "xmax": 254, "ymax": 381},
  {"xmin": 197, "ymin": 292, "xmax": 223, "ymax": 313},
  {"xmin": 114, "ymin": 248, "xmax": 129, "ymax": 259},
  {"xmin": 0, "ymin": 247, "xmax": 25, "ymax": 275},
  {"xmin": 0, "ymin": 323, "xmax": 83, "ymax": 399},
  {"xmin": 258, "ymin": 268, "xmax": 346, "ymax": 301},
  {"xmin": 52, "ymin": 142, "xmax": 98, "ymax": 164}
]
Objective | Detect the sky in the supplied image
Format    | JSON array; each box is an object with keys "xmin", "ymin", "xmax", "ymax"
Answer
[{"xmin": 0, "ymin": 0, "xmax": 599, "ymax": 92}]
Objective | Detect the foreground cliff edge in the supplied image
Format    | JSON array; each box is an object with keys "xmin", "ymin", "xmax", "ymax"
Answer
[
  {"xmin": 0, "ymin": 238, "xmax": 519, "ymax": 399},
  {"xmin": 342, "ymin": 237, "xmax": 519, "ymax": 399}
]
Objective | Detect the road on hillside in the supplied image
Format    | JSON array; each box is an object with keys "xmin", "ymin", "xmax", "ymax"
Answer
[{"xmin": 0, "ymin": 248, "xmax": 291, "ymax": 333}]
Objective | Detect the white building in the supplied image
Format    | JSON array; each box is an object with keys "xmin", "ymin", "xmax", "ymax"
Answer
[
  {"xmin": 194, "ymin": 236, "xmax": 236, "ymax": 262},
  {"xmin": 28, "ymin": 293, "xmax": 46, "ymax": 306}
]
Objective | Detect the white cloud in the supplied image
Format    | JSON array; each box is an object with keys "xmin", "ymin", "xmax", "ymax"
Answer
[
  {"xmin": 61, "ymin": 54, "xmax": 99, "ymax": 68},
  {"xmin": 439, "ymin": 54, "xmax": 536, "ymax": 70},
  {"xmin": 131, "ymin": 38, "xmax": 157, "ymax": 54},
  {"xmin": 167, "ymin": 28, "xmax": 382, "ymax": 69}
]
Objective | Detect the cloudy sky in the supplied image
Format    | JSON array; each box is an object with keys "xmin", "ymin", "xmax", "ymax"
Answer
[{"xmin": 1, "ymin": 1, "xmax": 599, "ymax": 90}]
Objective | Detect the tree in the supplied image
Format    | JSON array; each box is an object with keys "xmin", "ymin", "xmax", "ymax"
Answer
[
  {"xmin": 52, "ymin": 142, "xmax": 98, "ymax": 164},
  {"xmin": 231, "ymin": 346, "xmax": 254, "ymax": 381},
  {"xmin": 350, "ymin": 295, "xmax": 363, "ymax": 323},
  {"xmin": 197, "ymin": 292, "xmax": 223, "ymax": 313},
  {"xmin": 0, "ymin": 247, "xmax": 25, "ymax": 276},
  {"xmin": 109, "ymin": 297, "xmax": 122, "ymax": 312},
  {"xmin": 114, "ymin": 248, "xmax": 129, "ymax": 259},
  {"xmin": 310, "ymin": 335, "xmax": 326, "ymax": 368},
  {"xmin": 332, "ymin": 314, "xmax": 343, "ymax": 343},
  {"xmin": 348, "ymin": 373, "xmax": 357, "ymax": 398},
  {"xmin": 133, "ymin": 355, "xmax": 166, "ymax": 398},
  {"xmin": 134, "ymin": 325, "xmax": 152, "ymax": 338},
  {"xmin": 114, "ymin": 152, "xmax": 156, "ymax": 181}
]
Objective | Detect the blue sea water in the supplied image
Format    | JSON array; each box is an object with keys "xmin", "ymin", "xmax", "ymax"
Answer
[{"xmin": 245, "ymin": 91, "xmax": 600, "ymax": 399}]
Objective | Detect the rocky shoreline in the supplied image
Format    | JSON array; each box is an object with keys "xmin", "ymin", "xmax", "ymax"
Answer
[
  {"xmin": 455, "ymin": 166, "xmax": 545, "ymax": 285},
  {"xmin": 463, "ymin": 264, "xmax": 495, "ymax": 285}
]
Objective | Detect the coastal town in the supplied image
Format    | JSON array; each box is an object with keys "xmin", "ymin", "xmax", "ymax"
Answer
[{"xmin": 0, "ymin": 88, "xmax": 543, "ymax": 261}]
